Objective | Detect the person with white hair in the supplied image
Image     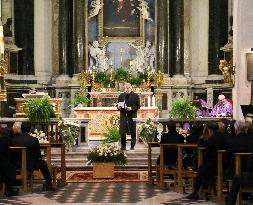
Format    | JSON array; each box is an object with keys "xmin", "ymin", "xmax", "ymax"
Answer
[
  {"xmin": 211, "ymin": 94, "xmax": 233, "ymax": 117},
  {"xmin": 117, "ymin": 82, "xmax": 140, "ymax": 150}
]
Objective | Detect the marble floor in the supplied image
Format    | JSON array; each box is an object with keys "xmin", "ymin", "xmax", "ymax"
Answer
[{"xmin": 0, "ymin": 182, "xmax": 221, "ymax": 205}]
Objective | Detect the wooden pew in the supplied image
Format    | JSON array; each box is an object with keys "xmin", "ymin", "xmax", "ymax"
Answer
[
  {"xmin": 50, "ymin": 142, "xmax": 67, "ymax": 186},
  {"xmin": 159, "ymin": 144, "xmax": 178, "ymax": 189},
  {"xmin": 234, "ymin": 152, "xmax": 253, "ymax": 205},
  {"xmin": 177, "ymin": 144, "xmax": 198, "ymax": 193},
  {"xmin": 148, "ymin": 142, "xmax": 159, "ymax": 184},
  {"xmin": 10, "ymin": 146, "xmax": 28, "ymax": 192},
  {"xmin": 217, "ymin": 150, "xmax": 226, "ymax": 197}
]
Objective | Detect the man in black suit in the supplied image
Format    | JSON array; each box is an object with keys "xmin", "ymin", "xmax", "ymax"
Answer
[
  {"xmin": 118, "ymin": 83, "xmax": 140, "ymax": 150},
  {"xmin": 226, "ymin": 150, "xmax": 253, "ymax": 205},
  {"xmin": 0, "ymin": 128, "xmax": 18, "ymax": 196},
  {"xmin": 157, "ymin": 121, "xmax": 184, "ymax": 166},
  {"xmin": 12, "ymin": 122, "xmax": 55, "ymax": 191}
]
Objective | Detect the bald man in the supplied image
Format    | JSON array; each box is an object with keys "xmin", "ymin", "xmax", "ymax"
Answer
[
  {"xmin": 211, "ymin": 94, "xmax": 233, "ymax": 117},
  {"xmin": 117, "ymin": 83, "xmax": 140, "ymax": 150}
]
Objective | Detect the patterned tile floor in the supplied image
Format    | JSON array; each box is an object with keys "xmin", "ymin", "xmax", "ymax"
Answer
[{"xmin": 0, "ymin": 183, "xmax": 220, "ymax": 205}]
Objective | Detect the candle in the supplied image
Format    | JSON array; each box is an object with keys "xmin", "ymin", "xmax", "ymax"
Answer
[
  {"xmin": 147, "ymin": 96, "xmax": 151, "ymax": 107},
  {"xmin": 110, "ymin": 60, "xmax": 113, "ymax": 66},
  {"xmin": 152, "ymin": 96, "xmax": 156, "ymax": 107}
]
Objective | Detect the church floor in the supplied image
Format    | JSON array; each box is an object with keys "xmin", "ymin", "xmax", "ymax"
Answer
[{"xmin": 0, "ymin": 183, "xmax": 219, "ymax": 205}]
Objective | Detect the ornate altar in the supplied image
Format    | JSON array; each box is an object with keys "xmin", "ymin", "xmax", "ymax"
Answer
[
  {"xmin": 89, "ymin": 91, "xmax": 154, "ymax": 107},
  {"xmin": 14, "ymin": 96, "xmax": 63, "ymax": 118},
  {"xmin": 73, "ymin": 106, "xmax": 158, "ymax": 140}
]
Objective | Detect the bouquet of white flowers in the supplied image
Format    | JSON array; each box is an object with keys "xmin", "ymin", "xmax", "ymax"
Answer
[
  {"xmin": 58, "ymin": 117, "xmax": 80, "ymax": 151},
  {"xmin": 31, "ymin": 129, "xmax": 49, "ymax": 143},
  {"xmin": 87, "ymin": 143, "xmax": 127, "ymax": 165},
  {"xmin": 138, "ymin": 118, "xmax": 158, "ymax": 146}
]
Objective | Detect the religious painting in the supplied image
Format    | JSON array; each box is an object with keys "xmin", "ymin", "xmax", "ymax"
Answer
[{"xmin": 99, "ymin": 0, "xmax": 144, "ymax": 43}]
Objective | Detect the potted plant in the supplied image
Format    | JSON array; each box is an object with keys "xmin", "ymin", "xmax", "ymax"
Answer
[
  {"xmin": 138, "ymin": 118, "xmax": 158, "ymax": 146},
  {"xmin": 23, "ymin": 96, "xmax": 56, "ymax": 123},
  {"xmin": 87, "ymin": 143, "xmax": 127, "ymax": 178},
  {"xmin": 169, "ymin": 97, "xmax": 199, "ymax": 120},
  {"xmin": 103, "ymin": 127, "xmax": 121, "ymax": 144},
  {"xmin": 71, "ymin": 92, "xmax": 89, "ymax": 107}
]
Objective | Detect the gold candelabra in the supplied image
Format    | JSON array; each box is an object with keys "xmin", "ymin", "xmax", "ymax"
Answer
[
  {"xmin": 109, "ymin": 64, "xmax": 113, "ymax": 81},
  {"xmin": 91, "ymin": 71, "xmax": 96, "ymax": 90},
  {"xmin": 154, "ymin": 70, "xmax": 164, "ymax": 88},
  {"xmin": 129, "ymin": 62, "xmax": 133, "ymax": 80},
  {"xmin": 0, "ymin": 56, "xmax": 8, "ymax": 102},
  {"xmin": 146, "ymin": 70, "xmax": 151, "ymax": 88}
]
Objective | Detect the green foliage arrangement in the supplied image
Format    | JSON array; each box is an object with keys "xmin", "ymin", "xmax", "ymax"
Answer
[
  {"xmin": 103, "ymin": 127, "xmax": 121, "ymax": 143},
  {"xmin": 137, "ymin": 71, "xmax": 148, "ymax": 82},
  {"xmin": 169, "ymin": 97, "xmax": 199, "ymax": 120},
  {"xmin": 87, "ymin": 143, "xmax": 127, "ymax": 165},
  {"xmin": 94, "ymin": 72, "xmax": 107, "ymax": 84},
  {"xmin": 114, "ymin": 68, "xmax": 128, "ymax": 82},
  {"xmin": 71, "ymin": 92, "xmax": 89, "ymax": 107},
  {"xmin": 23, "ymin": 96, "xmax": 56, "ymax": 123},
  {"xmin": 138, "ymin": 118, "xmax": 158, "ymax": 146}
]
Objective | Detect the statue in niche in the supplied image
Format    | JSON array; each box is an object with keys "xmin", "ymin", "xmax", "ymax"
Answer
[
  {"xmin": 89, "ymin": 0, "xmax": 103, "ymax": 19},
  {"xmin": 129, "ymin": 41, "xmax": 155, "ymax": 74},
  {"xmin": 219, "ymin": 59, "xmax": 233, "ymax": 85},
  {"xmin": 129, "ymin": 42, "xmax": 145, "ymax": 74},
  {"xmin": 137, "ymin": 0, "xmax": 153, "ymax": 22},
  {"xmin": 144, "ymin": 41, "xmax": 155, "ymax": 73},
  {"xmin": 89, "ymin": 40, "xmax": 109, "ymax": 72},
  {"xmin": 3, "ymin": 18, "xmax": 12, "ymax": 37}
]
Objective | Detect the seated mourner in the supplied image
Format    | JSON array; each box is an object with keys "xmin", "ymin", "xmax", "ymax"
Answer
[
  {"xmin": 226, "ymin": 150, "xmax": 253, "ymax": 205},
  {"xmin": 0, "ymin": 128, "xmax": 18, "ymax": 196},
  {"xmin": 11, "ymin": 122, "xmax": 55, "ymax": 191},
  {"xmin": 157, "ymin": 121, "xmax": 184, "ymax": 167},
  {"xmin": 225, "ymin": 120, "xmax": 253, "ymax": 179},
  {"xmin": 186, "ymin": 122, "xmax": 227, "ymax": 200}
]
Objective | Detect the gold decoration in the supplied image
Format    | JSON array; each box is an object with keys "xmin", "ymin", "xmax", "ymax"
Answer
[
  {"xmin": 219, "ymin": 59, "xmax": 233, "ymax": 85},
  {"xmin": 109, "ymin": 64, "xmax": 113, "ymax": 81},
  {"xmin": 146, "ymin": 70, "xmax": 151, "ymax": 88},
  {"xmin": 154, "ymin": 70, "xmax": 164, "ymax": 87},
  {"xmin": 78, "ymin": 70, "xmax": 88, "ymax": 92}
]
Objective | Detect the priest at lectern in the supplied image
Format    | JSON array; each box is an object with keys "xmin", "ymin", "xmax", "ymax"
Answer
[{"xmin": 117, "ymin": 83, "xmax": 140, "ymax": 150}]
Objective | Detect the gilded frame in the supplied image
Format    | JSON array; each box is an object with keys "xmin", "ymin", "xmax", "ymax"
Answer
[{"xmin": 98, "ymin": 0, "xmax": 144, "ymax": 45}]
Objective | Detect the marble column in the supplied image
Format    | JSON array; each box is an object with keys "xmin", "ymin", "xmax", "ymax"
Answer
[
  {"xmin": 59, "ymin": 0, "xmax": 72, "ymax": 75},
  {"xmin": 170, "ymin": 0, "xmax": 184, "ymax": 75},
  {"xmin": 190, "ymin": 0, "xmax": 209, "ymax": 84},
  {"xmin": 34, "ymin": 0, "xmax": 52, "ymax": 83},
  {"xmin": 208, "ymin": 0, "xmax": 228, "ymax": 75},
  {"xmin": 156, "ymin": 0, "xmax": 168, "ymax": 74},
  {"xmin": 73, "ymin": 0, "xmax": 86, "ymax": 74}
]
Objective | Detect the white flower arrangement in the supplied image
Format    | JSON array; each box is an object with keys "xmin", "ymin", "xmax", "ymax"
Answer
[
  {"xmin": 138, "ymin": 118, "xmax": 158, "ymax": 145},
  {"xmin": 87, "ymin": 143, "xmax": 127, "ymax": 165},
  {"xmin": 58, "ymin": 117, "xmax": 80, "ymax": 151},
  {"xmin": 30, "ymin": 129, "xmax": 49, "ymax": 143}
]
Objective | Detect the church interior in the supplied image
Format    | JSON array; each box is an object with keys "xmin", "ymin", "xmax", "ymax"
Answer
[{"xmin": 1, "ymin": 0, "xmax": 253, "ymax": 204}]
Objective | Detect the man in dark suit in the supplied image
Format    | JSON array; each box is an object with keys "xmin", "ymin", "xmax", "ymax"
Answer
[
  {"xmin": 225, "ymin": 120, "xmax": 253, "ymax": 179},
  {"xmin": 226, "ymin": 150, "xmax": 253, "ymax": 205},
  {"xmin": 157, "ymin": 121, "xmax": 184, "ymax": 166},
  {"xmin": 12, "ymin": 122, "xmax": 55, "ymax": 191},
  {"xmin": 0, "ymin": 128, "xmax": 18, "ymax": 196},
  {"xmin": 118, "ymin": 83, "xmax": 140, "ymax": 150}
]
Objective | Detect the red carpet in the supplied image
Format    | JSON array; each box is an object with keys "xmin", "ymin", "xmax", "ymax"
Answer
[{"xmin": 66, "ymin": 171, "xmax": 148, "ymax": 182}]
